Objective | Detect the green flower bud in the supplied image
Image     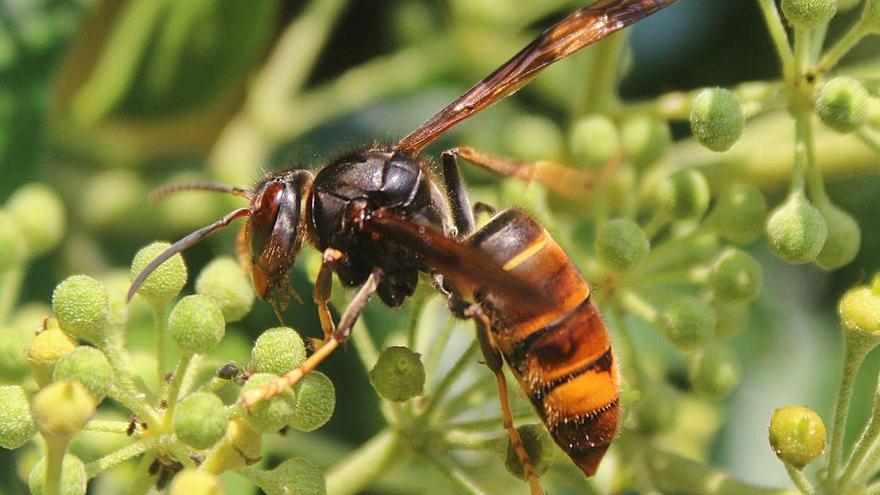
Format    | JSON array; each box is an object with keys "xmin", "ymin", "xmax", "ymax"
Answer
[
  {"xmin": 169, "ymin": 469, "xmax": 222, "ymax": 495},
  {"xmin": 6, "ymin": 183, "xmax": 65, "ymax": 257},
  {"xmin": 635, "ymin": 386, "xmax": 678, "ymax": 436},
  {"xmin": 169, "ymin": 295, "xmax": 225, "ymax": 355},
  {"xmin": 369, "ymin": 346, "xmax": 426, "ymax": 402},
  {"xmin": 130, "ymin": 242, "xmax": 187, "ymax": 308},
  {"xmin": 174, "ymin": 392, "xmax": 228, "ymax": 449},
  {"xmin": 595, "ymin": 219, "xmax": 649, "ymax": 271},
  {"xmin": 0, "ymin": 211, "xmax": 26, "ymax": 270},
  {"xmin": 767, "ymin": 192, "xmax": 828, "ymax": 264},
  {"xmin": 52, "ymin": 275, "xmax": 110, "ymax": 344},
  {"xmin": 0, "ymin": 325, "xmax": 33, "ymax": 383},
  {"xmin": 710, "ymin": 248, "xmax": 763, "ymax": 304},
  {"xmin": 656, "ymin": 169, "xmax": 711, "ymax": 220},
  {"xmin": 781, "ymin": 0, "xmax": 837, "ymax": 28},
  {"xmin": 815, "ymin": 202, "xmax": 861, "ymax": 270},
  {"xmin": 53, "ymin": 346, "xmax": 113, "ymax": 404},
  {"xmin": 689, "ymin": 344, "xmax": 741, "ymax": 399},
  {"xmin": 712, "ymin": 184, "xmax": 768, "ymax": 244},
  {"xmin": 0, "ymin": 385, "xmax": 36, "ymax": 449},
  {"xmin": 621, "ymin": 115, "xmax": 670, "ymax": 167},
  {"xmin": 249, "ymin": 327, "xmax": 306, "ymax": 375},
  {"xmin": 713, "ymin": 302, "xmax": 750, "ymax": 337},
  {"xmin": 32, "ymin": 381, "xmax": 95, "ymax": 437},
  {"xmin": 505, "ymin": 424, "xmax": 552, "ymax": 479},
  {"xmin": 839, "ymin": 284, "xmax": 880, "ymax": 336},
  {"xmin": 659, "ymin": 297, "xmax": 716, "ymax": 350},
  {"xmin": 288, "ymin": 372, "xmax": 335, "ymax": 432},
  {"xmin": 200, "ymin": 418, "xmax": 262, "ymax": 474},
  {"xmin": 690, "ymin": 88, "xmax": 745, "ymax": 152},
  {"xmin": 816, "ymin": 77, "xmax": 868, "ymax": 133},
  {"xmin": 503, "ymin": 115, "xmax": 564, "ymax": 161},
  {"xmin": 241, "ymin": 373, "xmax": 297, "ymax": 433},
  {"xmin": 261, "ymin": 458, "xmax": 327, "ymax": 495},
  {"xmin": 569, "ymin": 114, "xmax": 619, "ymax": 168},
  {"xmin": 26, "ymin": 323, "xmax": 77, "ymax": 386},
  {"xmin": 28, "ymin": 454, "xmax": 87, "ymax": 495},
  {"xmin": 196, "ymin": 257, "xmax": 254, "ymax": 322},
  {"xmin": 769, "ymin": 406, "xmax": 826, "ymax": 468}
]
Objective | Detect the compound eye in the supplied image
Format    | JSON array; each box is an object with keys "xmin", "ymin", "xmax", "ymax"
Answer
[{"xmin": 249, "ymin": 181, "xmax": 285, "ymax": 258}]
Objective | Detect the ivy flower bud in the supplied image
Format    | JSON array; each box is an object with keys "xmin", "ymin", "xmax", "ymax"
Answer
[
  {"xmin": 174, "ymin": 392, "xmax": 228, "ymax": 449},
  {"xmin": 52, "ymin": 275, "xmax": 110, "ymax": 344},
  {"xmin": 0, "ymin": 211, "xmax": 26, "ymax": 271},
  {"xmin": 595, "ymin": 219, "xmax": 649, "ymax": 271},
  {"xmin": 241, "ymin": 373, "xmax": 297, "ymax": 433},
  {"xmin": 201, "ymin": 418, "xmax": 262, "ymax": 474},
  {"xmin": 656, "ymin": 169, "xmax": 711, "ymax": 220},
  {"xmin": 503, "ymin": 115, "xmax": 564, "ymax": 161},
  {"xmin": 261, "ymin": 458, "xmax": 326, "ymax": 495},
  {"xmin": 169, "ymin": 295, "xmax": 225, "ymax": 355},
  {"xmin": 53, "ymin": 346, "xmax": 113, "ymax": 404},
  {"xmin": 781, "ymin": 0, "xmax": 837, "ymax": 29},
  {"xmin": 659, "ymin": 297, "xmax": 716, "ymax": 350},
  {"xmin": 6, "ymin": 183, "xmax": 65, "ymax": 257},
  {"xmin": 130, "ymin": 242, "xmax": 187, "ymax": 308},
  {"xmin": 249, "ymin": 327, "xmax": 306, "ymax": 375},
  {"xmin": 621, "ymin": 115, "xmax": 671, "ymax": 167},
  {"xmin": 0, "ymin": 385, "xmax": 36, "ymax": 449},
  {"xmin": 0, "ymin": 325, "xmax": 33, "ymax": 383},
  {"xmin": 26, "ymin": 322, "xmax": 77, "ymax": 386},
  {"xmin": 569, "ymin": 114, "xmax": 619, "ymax": 168},
  {"xmin": 767, "ymin": 192, "xmax": 828, "ymax": 264},
  {"xmin": 815, "ymin": 202, "xmax": 861, "ymax": 270},
  {"xmin": 505, "ymin": 424, "xmax": 553, "ymax": 479},
  {"xmin": 169, "ymin": 469, "xmax": 222, "ymax": 495},
  {"xmin": 710, "ymin": 248, "xmax": 762, "ymax": 304},
  {"xmin": 369, "ymin": 346, "xmax": 426, "ymax": 403},
  {"xmin": 289, "ymin": 371, "xmax": 336, "ymax": 432},
  {"xmin": 839, "ymin": 283, "xmax": 880, "ymax": 336},
  {"xmin": 32, "ymin": 381, "xmax": 95, "ymax": 437},
  {"xmin": 689, "ymin": 88, "xmax": 745, "ymax": 152},
  {"xmin": 28, "ymin": 454, "xmax": 87, "ymax": 495},
  {"xmin": 712, "ymin": 184, "xmax": 768, "ymax": 245},
  {"xmin": 769, "ymin": 406, "xmax": 826, "ymax": 468},
  {"xmin": 635, "ymin": 386, "xmax": 678, "ymax": 436},
  {"xmin": 816, "ymin": 77, "xmax": 868, "ymax": 133},
  {"xmin": 196, "ymin": 257, "xmax": 254, "ymax": 323},
  {"xmin": 689, "ymin": 344, "xmax": 741, "ymax": 399}
]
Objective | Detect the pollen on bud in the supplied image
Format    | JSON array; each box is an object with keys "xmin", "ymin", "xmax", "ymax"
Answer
[
  {"xmin": 130, "ymin": 242, "xmax": 187, "ymax": 308},
  {"xmin": 595, "ymin": 219, "xmax": 649, "ymax": 271},
  {"xmin": 659, "ymin": 297, "xmax": 716, "ymax": 350},
  {"xmin": 769, "ymin": 406, "xmax": 826, "ymax": 469},
  {"xmin": 28, "ymin": 454, "xmax": 87, "ymax": 495},
  {"xmin": 766, "ymin": 192, "xmax": 828, "ymax": 264},
  {"xmin": 815, "ymin": 202, "xmax": 861, "ymax": 270},
  {"xmin": 169, "ymin": 468, "xmax": 222, "ymax": 495},
  {"xmin": 288, "ymin": 371, "xmax": 336, "ymax": 432},
  {"xmin": 174, "ymin": 392, "xmax": 228, "ymax": 449},
  {"xmin": 196, "ymin": 257, "xmax": 254, "ymax": 323},
  {"xmin": 32, "ymin": 381, "xmax": 95, "ymax": 437},
  {"xmin": 260, "ymin": 458, "xmax": 326, "ymax": 495},
  {"xmin": 655, "ymin": 169, "xmax": 711, "ymax": 220},
  {"xmin": 569, "ymin": 114, "xmax": 619, "ymax": 168},
  {"xmin": 781, "ymin": 0, "xmax": 837, "ymax": 29},
  {"xmin": 369, "ymin": 346, "xmax": 426, "ymax": 403},
  {"xmin": 839, "ymin": 282, "xmax": 880, "ymax": 337},
  {"xmin": 710, "ymin": 248, "xmax": 763, "ymax": 304},
  {"xmin": 169, "ymin": 295, "xmax": 225, "ymax": 355},
  {"xmin": 503, "ymin": 115, "xmax": 564, "ymax": 161},
  {"xmin": 0, "ymin": 385, "xmax": 36, "ymax": 449},
  {"xmin": 621, "ymin": 115, "xmax": 671, "ymax": 167},
  {"xmin": 241, "ymin": 373, "xmax": 297, "ymax": 433},
  {"xmin": 0, "ymin": 211, "xmax": 26, "ymax": 271},
  {"xmin": 689, "ymin": 87, "xmax": 745, "ymax": 152},
  {"xmin": 816, "ymin": 77, "xmax": 868, "ymax": 133},
  {"xmin": 52, "ymin": 275, "xmax": 110, "ymax": 344},
  {"xmin": 26, "ymin": 321, "xmax": 77, "ymax": 387},
  {"xmin": 504, "ymin": 424, "xmax": 553, "ymax": 480},
  {"xmin": 6, "ymin": 183, "xmax": 66, "ymax": 258},
  {"xmin": 249, "ymin": 327, "xmax": 306, "ymax": 376},
  {"xmin": 711, "ymin": 184, "xmax": 768, "ymax": 245},
  {"xmin": 53, "ymin": 346, "xmax": 113, "ymax": 404},
  {"xmin": 689, "ymin": 344, "xmax": 741, "ymax": 399}
]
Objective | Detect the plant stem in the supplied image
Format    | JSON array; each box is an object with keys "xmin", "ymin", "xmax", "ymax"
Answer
[
  {"xmin": 153, "ymin": 304, "xmax": 168, "ymax": 396},
  {"xmin": 802, "ymin": 113, "xmax": 830, "ymax": 206},
  {"xmin": 423, "ymin": 316, "xmax": 457, "ymax": 386},
  {"xmin": 423, "ymin": 341, "xmax": 479, "ymax": 421},
  {"xmin": 130, "ymin": 451, "xmax": 158, "ymax": 495},
  {"xmin": 618, "ymin": 290, "xmax": 659, "ymax": 324},
  {"xmin": 42, "ymin": 435, "xmax": 69, "ymax": 495},
  {"xmin": 349, "ymin": 318, "xmax": 379, "ymax": 377},
  {"xmin": 837, "ymin": 379, "xmax": 880, "ymax": 491},
  {"xmin": 444, "ymin": 413, "xmax": 538, "ymax": 432},
  {"xmin": 579, "ymin": 32, "xmax": 627, "ymax": 115},
  {"xmin": 85, "ymin": 437, "xmax": 159, "ymax": 477},
  {"xmin": 0, "ymin": 267, "xmax": 23, "ymax": 324},
  {"xmin": 756, "ymin": 0, "xmax": 795, "ymax": 80},
  {"xmin": 83, "ymin": 420, "xmax": 131, "ymax": 434},
  {"xmin": 325, "ymin": 429, "xmax": 406, "ymax": 495},
  {"xmin": 406, "ymin": 290, "xmax": 429, "ymax": 350},
  {"xmin": 784, "ymin": 464, "xmax": 815, "ymax": 495},
  {"xmin": 611, "ymin": 307, "xmax": 647, "ymax": 386},
  {"xmin": 421, "ymin": 449, "xmax": 489, "ymax": 495},
  {"xmin": 856, "ymin": 127, "xmax": 880, "ymax": 153},
  {"xmin": 818, "ymin": 21, "xmax": 870, "ymax": 73},
  {"xmin": 162, "ymin": 353, "xmax": 193, "ymax": 426}
]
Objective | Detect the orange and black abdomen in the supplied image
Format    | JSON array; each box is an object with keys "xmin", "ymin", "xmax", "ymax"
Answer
[{"xmin": 468, "ymin": 209, "xmax": 619, "ymax": 477}]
